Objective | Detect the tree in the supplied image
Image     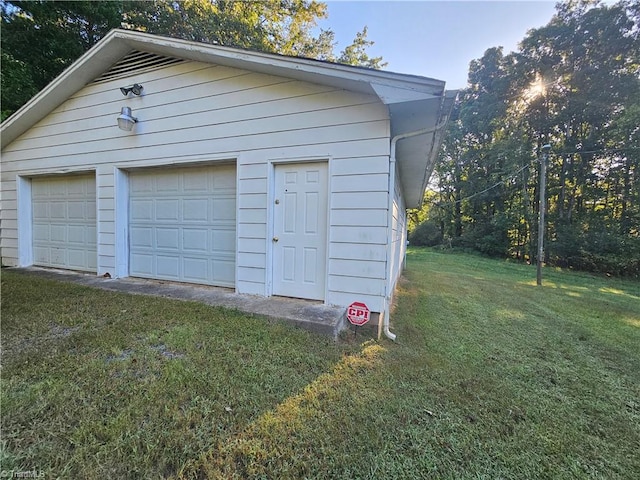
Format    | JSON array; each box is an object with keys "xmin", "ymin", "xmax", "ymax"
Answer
[
  {"xmin": 337, "ymin": 26, "xmax": 386, "ymax": 69},
  {"xmin": 1, "ymin": 0, "xmax": 385, "ymax": 119},
  {"xmin": 416, "ymin": 0, "xmax": 640, "ymax": 276},
  {"xmin": 1, "ymin": 0, "xmax": 129, "ymax": 118}
]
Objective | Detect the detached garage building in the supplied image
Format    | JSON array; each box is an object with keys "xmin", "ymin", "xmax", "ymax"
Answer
[{"xmin": 0, "ymin": 29, "xmax": 454, "ymax": 336}]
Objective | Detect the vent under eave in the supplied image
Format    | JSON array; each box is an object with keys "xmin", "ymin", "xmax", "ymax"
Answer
[{"xmin": 91, "ymin": 50, "xmax": 184, "ymax": 84}]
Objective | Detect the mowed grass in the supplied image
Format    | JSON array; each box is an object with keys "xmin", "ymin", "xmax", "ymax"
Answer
[{"xmin": 1, "ymin": 249, "xmax": 639, "ymax": 479}]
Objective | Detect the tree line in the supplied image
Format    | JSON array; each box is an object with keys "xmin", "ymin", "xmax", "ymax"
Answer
[
  {"xmin": 3, "ymin": 1, "xmax": 638, "ymax": 277},
  {"xmin": 1, "ymin": 0, "xmax": 384, "ymax": 120},
  {"xmin": 410, "ymin": 0, "xmax": 640, "ymax": 277}
]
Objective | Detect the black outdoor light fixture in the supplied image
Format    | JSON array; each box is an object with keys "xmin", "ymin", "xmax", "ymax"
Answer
[
  {"xmin": 117, "ymin": 106, "xmax": 138, "ymax": 131},
  {"xmin": 120, "ymin": 83, "xmax": 143, "ymax": 96}
]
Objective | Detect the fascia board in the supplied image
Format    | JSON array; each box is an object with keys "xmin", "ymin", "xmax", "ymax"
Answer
[
  {"xmin": 413, "ymin": 89, "xmax": 458, "ymax": 208},
  {"xmin": 115, "ymin": 29, "xmax": 445, "ymax": 99},
  {"xmin": 370, "ymin": 83, "xmax": 441, "ymax": 105},
  {"xmin": 1, "ymin": 28, "xmax": 449, "ymax": 150}
]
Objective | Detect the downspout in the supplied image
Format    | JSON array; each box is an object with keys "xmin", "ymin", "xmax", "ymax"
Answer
[{"xmin": 383, "ymin": 118, "xmax": 449, "ymax": 341}]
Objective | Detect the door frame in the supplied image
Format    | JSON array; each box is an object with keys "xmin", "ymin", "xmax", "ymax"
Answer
[{"xmin": 266, "ymin": 156, "xmax": 331, "ymax": 302}]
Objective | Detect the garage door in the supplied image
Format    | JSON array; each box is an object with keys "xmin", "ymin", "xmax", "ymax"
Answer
[
  {"xmin": 32, "ymin": 174, "xmax": 97, "ymax": 272},
  {"xmin": 129, "ymin": 164, "xmax": 236, "ymax": 287}
]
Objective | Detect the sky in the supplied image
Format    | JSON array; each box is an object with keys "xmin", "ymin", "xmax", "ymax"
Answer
[{"xmin": 316, "ymin": 1, "xmax": 559, "ymax": 89}]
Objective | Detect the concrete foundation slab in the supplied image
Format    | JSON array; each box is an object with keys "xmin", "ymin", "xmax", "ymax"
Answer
[{"xmin": 10, "ymin": 267, "xmax": 348, "ymax": 338}]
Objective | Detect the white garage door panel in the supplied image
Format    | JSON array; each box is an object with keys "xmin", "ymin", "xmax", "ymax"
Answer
[
  {"xmin": 32, "ymin": 175, "xmax": 97, "ymax": 272},
  {"xmin": 129, "ymin": 165, "xmax": 236, "ymax": 287}
]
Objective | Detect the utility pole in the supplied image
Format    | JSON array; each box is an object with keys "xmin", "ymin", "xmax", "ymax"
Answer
[{"xmin": 537, "ymin": 144, "xmax": 551, "ymax": 286}]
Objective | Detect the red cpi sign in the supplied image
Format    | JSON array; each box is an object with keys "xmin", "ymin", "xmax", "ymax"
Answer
[{"xmin": 347, "ymin": 302, "xmax": 370, "ymax": 326}]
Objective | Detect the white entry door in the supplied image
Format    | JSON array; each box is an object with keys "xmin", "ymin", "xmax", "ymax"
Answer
[{"xmin": 272, "ymin": 162, "xmax": 328, "ymax": 300}]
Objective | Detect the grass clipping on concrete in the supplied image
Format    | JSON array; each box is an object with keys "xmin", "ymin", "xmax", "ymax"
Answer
[{"xmin": 1, "ymin": 249, "xmax": 639, "ymax": 479}]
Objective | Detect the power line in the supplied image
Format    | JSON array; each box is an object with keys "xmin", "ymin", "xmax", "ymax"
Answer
[
  {"xmin": 430, "ymin": 145, "xmax": 639, "ymax": 209},
  {"xmin": 555, "ymin": 147, "xmax": 640, "ymax": 155},
  {"xmin": 432, "ymin": 162, "xmax": 531, "ymax": 209}
]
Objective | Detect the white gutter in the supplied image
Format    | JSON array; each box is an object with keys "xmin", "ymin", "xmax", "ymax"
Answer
[{"xmin": 383, "ymin": 118, "xmax": 449, "ymax": 341}]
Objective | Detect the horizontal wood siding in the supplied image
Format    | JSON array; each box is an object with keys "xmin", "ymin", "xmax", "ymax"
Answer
[
  {"xmin": 389, "ymin": 166, "xmax": 407, "ymax": 298},
  {"xmin": 1, "ymin": 59, "xmax": 391, "ymax": 310},
  {"xmin": 327, "ymin": 151, "xmax": 389, "ymax": 312},
  {"xmin": 97, "ymin": 166, "xmax": 116, "ymax": 271},
  {"xmin": 0, "ymin": 177, "xmax": 18, "ymax": 262}
]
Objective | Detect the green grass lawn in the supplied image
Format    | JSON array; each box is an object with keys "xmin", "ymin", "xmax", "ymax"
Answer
[{"xmin": 1, "ymin": 249, "xmax": 639, "ymax": 479}]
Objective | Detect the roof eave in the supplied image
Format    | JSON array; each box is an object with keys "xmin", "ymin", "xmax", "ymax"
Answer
[
  {"xmin": 1, "ymin": 29, "xmax": 447, "ymax": 149},
  {"xmin": 115, "ymin": 30, "xmax": 445, "ymax": 98},
  {"xmin": 395, "ymin": 90, "xmax": 458, "ymax": 209}
]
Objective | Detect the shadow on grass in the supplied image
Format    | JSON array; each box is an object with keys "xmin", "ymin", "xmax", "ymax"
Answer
[
  {"xmin": 1, "ymin": 270, "xmax": 370, "ymax": 478},
  {"xmin": 4, "ymin": 253, "xmax": 640, "ymax": 478},
  {"xmin": 385, "ymin": 250, "xmax": 640, "ymax": 478},
  {"xmin": 177, "ymin": 341, "xmax": 386, "ymax": 479}
]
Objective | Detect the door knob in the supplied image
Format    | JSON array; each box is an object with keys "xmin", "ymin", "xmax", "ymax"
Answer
[{"xmin": 272, "ymin": 237, "xmax": 279, "ymax": 242}]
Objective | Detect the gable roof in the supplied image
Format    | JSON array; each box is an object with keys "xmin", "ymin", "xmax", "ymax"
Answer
[{"xmin": 0, "ymin": 29, "xmax": 455, "ymax": 207}]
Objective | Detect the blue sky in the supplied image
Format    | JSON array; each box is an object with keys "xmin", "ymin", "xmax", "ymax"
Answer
[{"xmin": 317, "ymin": 1, "xmax": 559, "ymax": 89}]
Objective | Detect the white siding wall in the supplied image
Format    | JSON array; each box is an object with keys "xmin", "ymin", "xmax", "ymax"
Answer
[
  {"xmin": 389, "ymin": 164, "xmax": 408, "ymax": 296},
  {"xmin": 1, "ymin": 60, "xmax": 391, "ymax": 311},
  {"xmin": 327, "ymin": 156, "xmax": 390, "ymax": 311},
  {"xmin": 0, "ymin": 178, "xmax": 18, "ymax": 263}
]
